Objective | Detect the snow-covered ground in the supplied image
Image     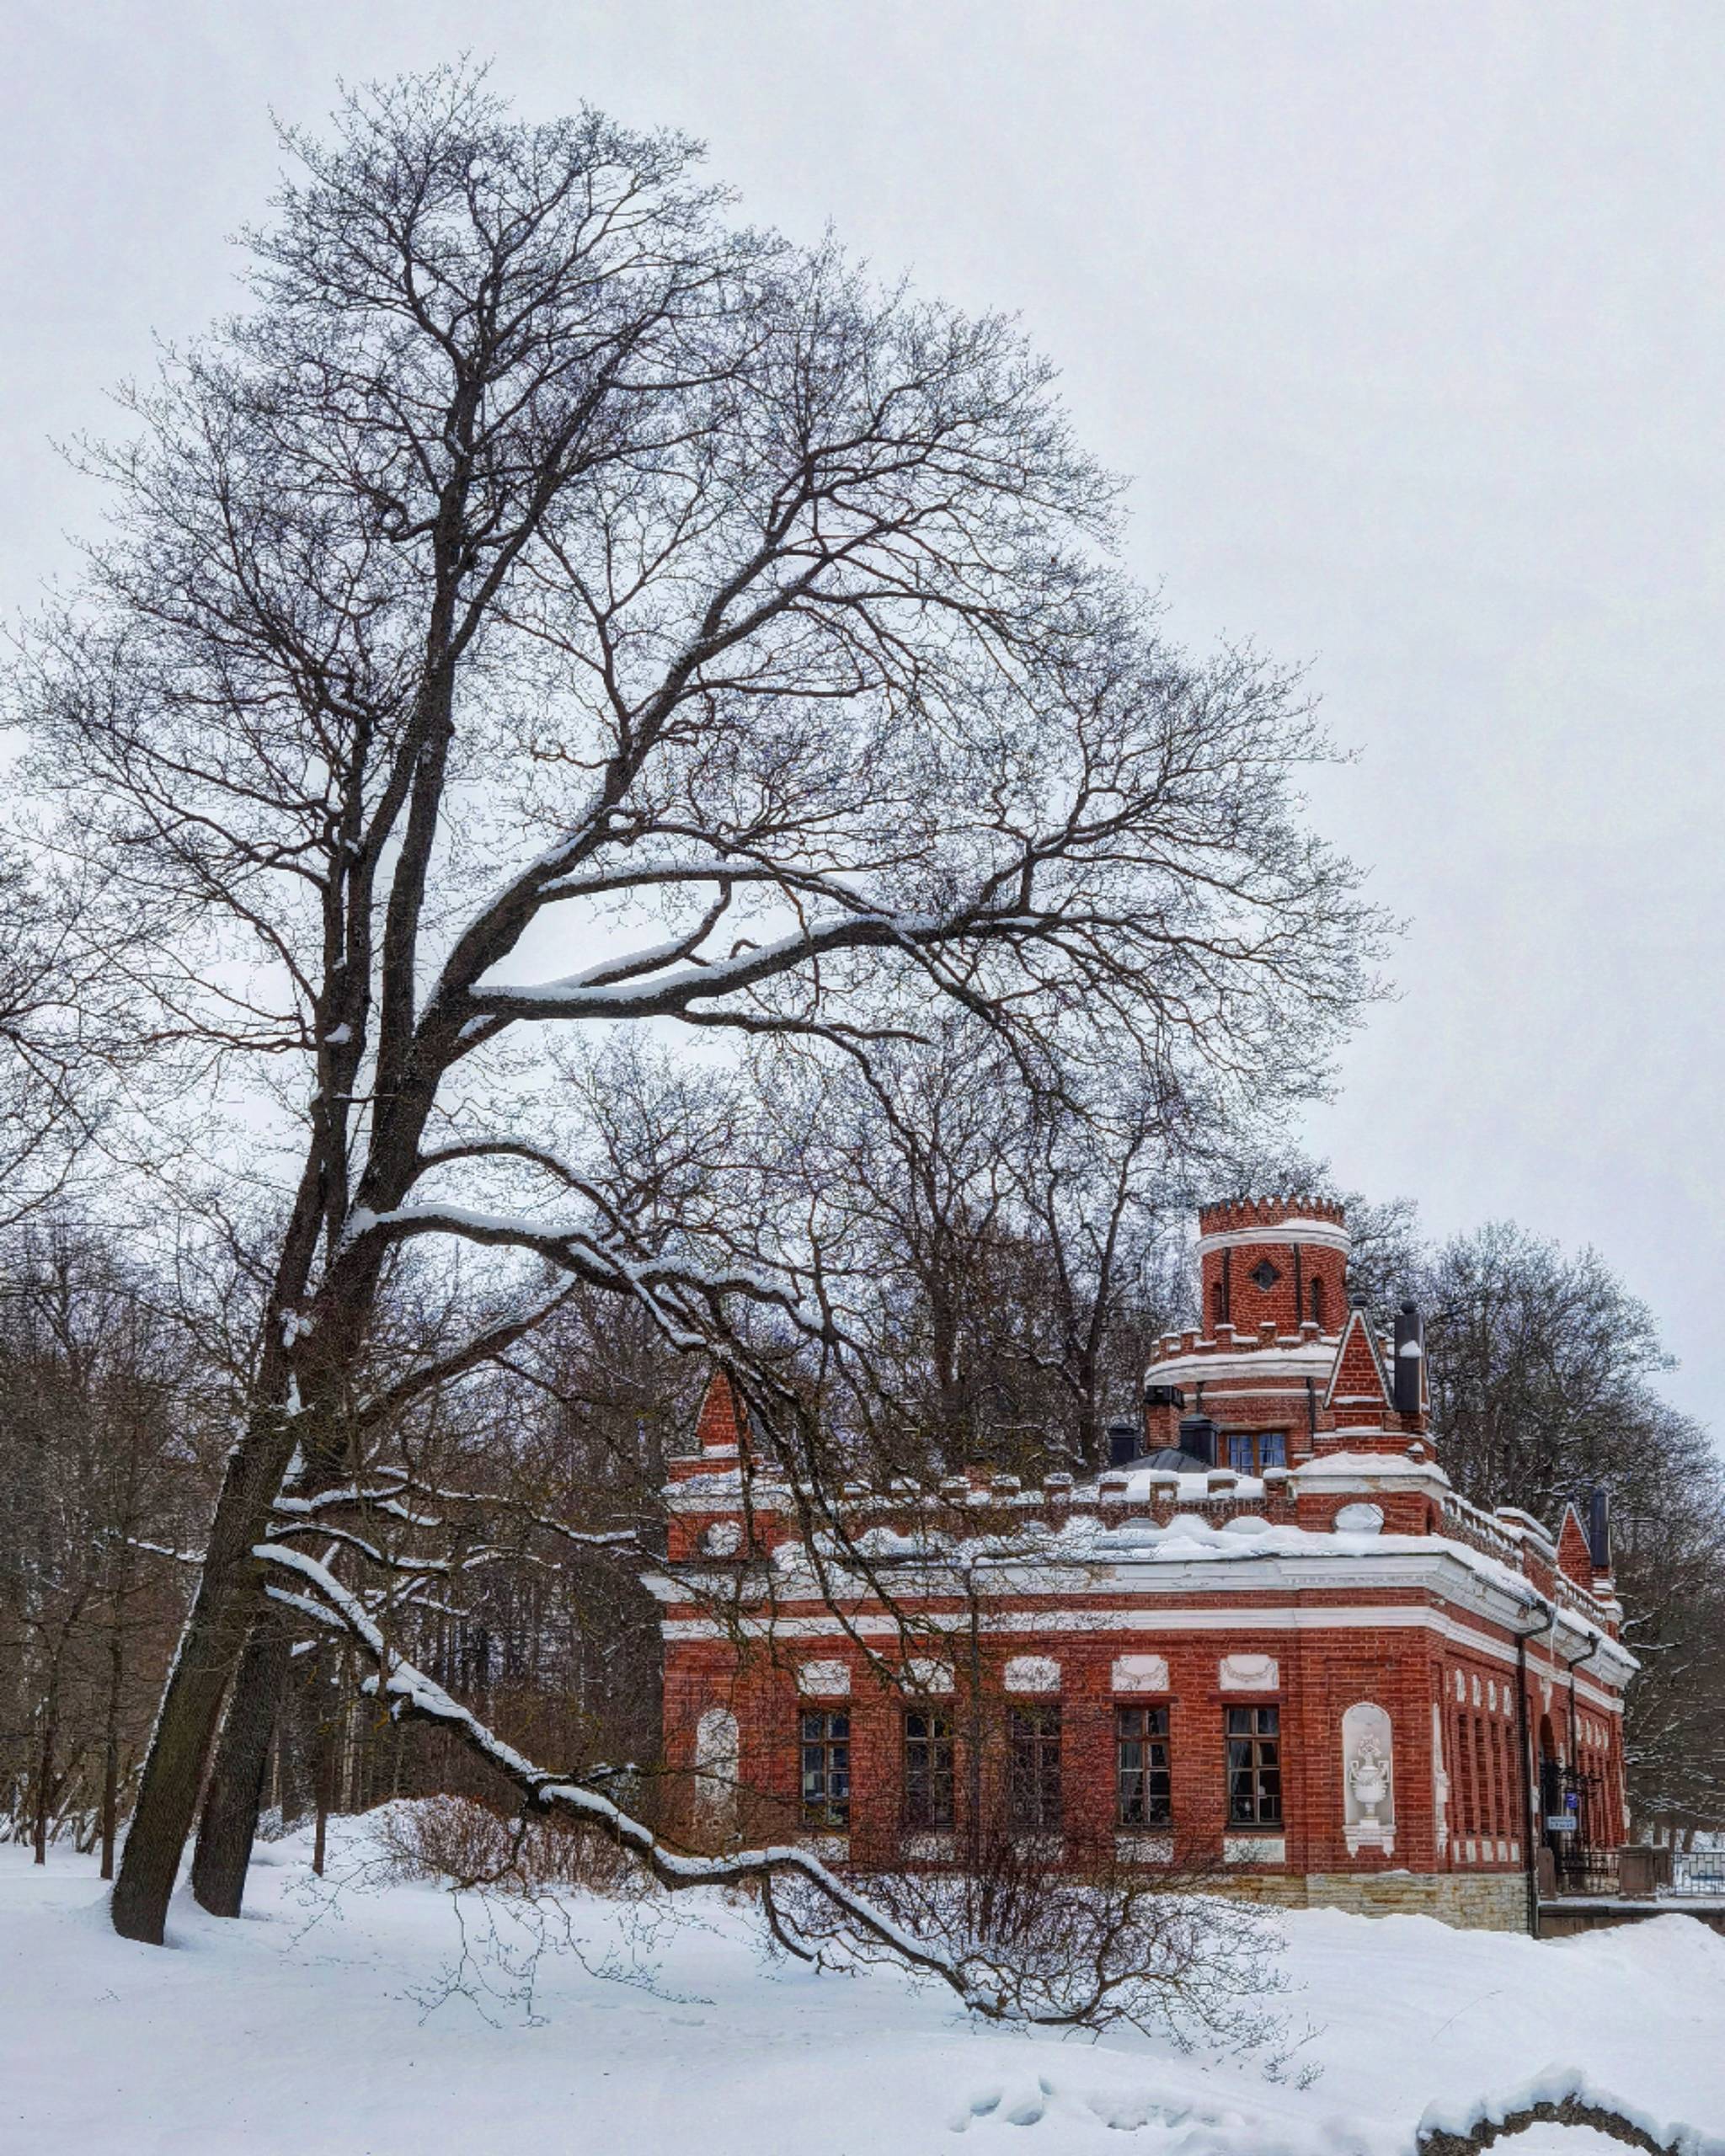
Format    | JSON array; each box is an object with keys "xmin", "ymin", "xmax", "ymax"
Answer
[{"xmin": 3, "ymin": 1824, "xmax": 1722, "ymax": 2155}]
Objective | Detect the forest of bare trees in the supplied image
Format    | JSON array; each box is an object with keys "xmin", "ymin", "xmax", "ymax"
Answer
[{"xmin": 6, "ymin": 1171, "xmax": 1722, "ymax": 1876}]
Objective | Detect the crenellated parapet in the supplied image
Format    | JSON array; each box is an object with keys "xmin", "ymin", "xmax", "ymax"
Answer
[{"xmin": 1197, "ymin": 1194, "xmax": 1348, "ymax": 1238}]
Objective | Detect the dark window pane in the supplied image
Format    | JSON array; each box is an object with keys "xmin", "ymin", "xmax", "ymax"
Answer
[
  {"xmin": 1223, "ymin": 1432, "xmax": 1290, "ymax": 1474},
  {"xmin": 1225, "ymin": 1703, "xmax": 1282, "ymax": 1826},
  {"xmin": 1117, "ymin": 1704, "xmax": 1172, "ymax": 1827},
  {"xmin": 904, "ymin": 1709, "xmax": 954, "ymax": 1832},
  {"xmin": 1008, "ymin": 1705, "xmax": 1062, "ymax": 1832},
  {"xmin": 800, "ymin": 1709, "xmax": 851, "ymax": 1830}
]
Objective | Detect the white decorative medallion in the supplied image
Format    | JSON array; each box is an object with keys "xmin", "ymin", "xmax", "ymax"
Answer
[
  {"xmin": 1111, "ymin": 1653, "xmax": 1170, "ymax": 1693},
  {"xmin": 1224, "ymin": 1834, "xmax": 1285, "ymax": 1865},
  {"xmin": 1004, "ymin": 1655, "xmax": 1060, "ymax": 1694},
  {"xmin": 905, "ymin": 1658, "xmax": 954, "ymax": 1694},
  {"xmin": 1218, "ymin": 1653, "xmax": 1279, "ymax": 1692},
  {"xmin": 1334, "ymin": 1502, "xmax": 1385, "ymax": 1534},
  {"xmin": 796, "ymin": 1659, "xmax": 851, "ymax": 1696}
]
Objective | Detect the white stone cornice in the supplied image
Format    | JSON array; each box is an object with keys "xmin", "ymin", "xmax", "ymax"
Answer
[
  {"xmin": 657, "ymin": 1599, "xmax": 1633, "ymax": 1705},
  {"xmin": 1146, "ymin": 1346, "xmax": 1337, "ymax": 1386},
  {"xmin": 1293, "ymin": 1452, "xmax": 1451, "ymax": 1495},
  {"xmin": 1196, "ymin": 1219, "xmax": 1352, "ymax": 1256},
  {"xmin": 652, "ymin": 1537, "xmax": 1636, "ymax": 1687}
]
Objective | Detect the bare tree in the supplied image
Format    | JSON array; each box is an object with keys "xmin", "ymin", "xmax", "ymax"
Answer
[
  {"xmin": 750, "ymin": 1024, "xmax": 1206, "ymax": 1476},
  {"xmin": 0, "ymin": 846, "xmax": 122, "ymax": 1225},
  {"xmin": 13, "ymin": 67, "xmax": 1384, "ymax": 1946}
]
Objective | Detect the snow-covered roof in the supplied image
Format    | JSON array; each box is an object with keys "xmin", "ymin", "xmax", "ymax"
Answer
[
  {"xmin": 734, "ymin": 1512, "xmax": 1637, "ymax": 1684},
  {"xmin": 1144, "ymin": 1339, "xmax": 1338, "ymax": 1385}
]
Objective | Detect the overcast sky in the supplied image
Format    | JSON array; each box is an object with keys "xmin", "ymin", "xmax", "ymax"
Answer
[{"xmin": 4, "ymin": 3, "xmax": 1721, "ymax": 1428}]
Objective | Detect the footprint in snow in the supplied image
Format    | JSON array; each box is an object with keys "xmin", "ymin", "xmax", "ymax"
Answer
[
  {"xmin": 950, "ymin": 2079, "xmax": 1055, "ymax": 2132},
  {"xmin": 949, "ymin": 2089, "xmax": 1001, "ymax": 2132},
  {"xmin": 1003, "ymin": 2085, "xmax": 1049, "ymax": 2127}
]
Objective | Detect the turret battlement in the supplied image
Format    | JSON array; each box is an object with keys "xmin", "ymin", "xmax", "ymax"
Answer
[{"xmin": 1198, "ymin": 1194, "xmax": 1348, "ymax": 1238}]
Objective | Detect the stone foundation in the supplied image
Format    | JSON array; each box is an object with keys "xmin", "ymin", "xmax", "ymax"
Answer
[{"xmin": 1212, "ymin": 1870, "xmax": 1529, "ymax": 1930}]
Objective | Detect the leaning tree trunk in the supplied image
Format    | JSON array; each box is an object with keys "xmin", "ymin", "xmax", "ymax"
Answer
[
  {"xmin": 190, "ymin": 1607, "xmax": 291, "ymax": 1916},
  {"xmin": 110, "ymin": 1409, "xmax": 300, "ymax": 1942},
  {"xmin": 189, "ymin": 1416, "xmax": 376, "ymax": 1915}
]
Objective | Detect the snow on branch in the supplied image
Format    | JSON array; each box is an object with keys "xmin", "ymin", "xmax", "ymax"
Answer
[
  {"xmin": 123, "ymin": 1536, "xmax": 207, "ymax": 1566},
  {"xmin": 269, "ymin": 1480, "xmax": 638, "ymax": 1553},
  {"xmin": 462, "ymin": 905, "xmax": 974, "ymax": 1024},
  {"xmin": 249, "ymin": 1539, "xmax": 1076, "ymax": 2025},
  {"xmin": 1416, "ymin": 2073, "xmax": 1724, "ymax": 2155}
]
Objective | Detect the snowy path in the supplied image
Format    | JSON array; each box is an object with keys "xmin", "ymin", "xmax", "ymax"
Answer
[{"xmin": 2, "ymin": 1831, "xmax": 1721, "ymax": 2155}]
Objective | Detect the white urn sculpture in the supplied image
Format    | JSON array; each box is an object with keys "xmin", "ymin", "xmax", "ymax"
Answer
[
  {"xmin": 1349, "ymin": 1738, "xmax": 1391, "ymax": 1823},
  {"xmin": 1341, "ymin": 1708, "xmax": 1396, "ymax": 1856}
]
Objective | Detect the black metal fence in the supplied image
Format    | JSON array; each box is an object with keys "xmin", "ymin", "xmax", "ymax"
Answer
[
  {"xmin": 1545, "ymin": 1843, "xmax": 1725, "ymax": 1899},
  {"xmin": 1672, "ymin": 1849, "xmax": 1725, "ymax": 1897},
  {"xmin": 1550, "ymin": 1845, "xmax": 1619, "ymax": 1897}
]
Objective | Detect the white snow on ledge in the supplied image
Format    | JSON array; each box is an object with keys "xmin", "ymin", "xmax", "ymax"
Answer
[{"xmin": 771, "ymin": 1512, "xmax": 1618, "ymax": 1624}]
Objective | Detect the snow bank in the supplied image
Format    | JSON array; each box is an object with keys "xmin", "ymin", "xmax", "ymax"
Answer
[{"xmin": 3, "ymin": 1829, "xmax": 1722, "ymax": 2154}]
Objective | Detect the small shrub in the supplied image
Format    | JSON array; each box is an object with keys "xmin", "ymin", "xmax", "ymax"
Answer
[
  {"xmin": 367, "ymin": 1795, "xmax": 631, "ymax": 1896},
  {"xmin": 774, "ymin": 1824, "xmax": 1316, "ymax": 2073}
]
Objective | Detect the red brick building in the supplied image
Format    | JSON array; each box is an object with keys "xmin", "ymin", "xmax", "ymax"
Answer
[{"xmin": 646, "ymin": 1197, "xmax": 1634, "ymax": 1928}]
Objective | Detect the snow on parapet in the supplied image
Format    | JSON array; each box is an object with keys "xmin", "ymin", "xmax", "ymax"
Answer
[
  {"xmin": 749, "ymin": 1508, "xmax": 1637, "ymax": 1674},
  {"xmin": 1197, "ymin": 1193, "xmax": 1349, "ymax": 1243}
]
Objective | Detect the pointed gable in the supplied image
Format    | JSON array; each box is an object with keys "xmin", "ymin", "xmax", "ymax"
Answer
[
  {"xmin": 694, "ymin": 1368, "xmax": 747, "ymax": 1458},
  {"xmin": 1323, "ymin": 1305, "xmax": 1394, "ymax": 1418},
  {"xmin": 1556, "ymin": 1502, "xmax": 1596, "ymax": 1589}
]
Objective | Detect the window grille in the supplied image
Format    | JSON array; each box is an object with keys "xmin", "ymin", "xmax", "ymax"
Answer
[
  {"xmin": 1226, "ymin": 1430, "xmax": 1288, "ymax": 1474},
  {"xmin": 800, "ymin": 1709, "xmax": 850, "ymax": 1830},
  {"xmin": 1007, "ymin": 1705, "xmax": 1062, "ymax": 1832},
  {"xmin": 1226, "ymin": 1705, "xmax": 1282, "ymax": 1826},
  {"xmin": 903, "ymin": 1708, "xmax": 954, "ymax": 1832},
  {"xmin": 1116, "ymin": 1705, "xmax": 1172, "ymax": 1827}
]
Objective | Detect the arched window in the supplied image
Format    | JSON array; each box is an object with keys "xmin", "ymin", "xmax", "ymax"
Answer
[{"xmin": 1310, "ymin": 1277, "xmax": 1326, "ymax": 1330}]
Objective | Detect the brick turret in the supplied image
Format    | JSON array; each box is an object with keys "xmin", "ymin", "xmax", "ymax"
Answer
[
  {"xmin": 1142, "ymin": 1197, "xmax": 1430, "ymax": 1464},
  {"xmin": 1197, "ymin": 1195, "xmax": 1350, "ymax": 1341}
]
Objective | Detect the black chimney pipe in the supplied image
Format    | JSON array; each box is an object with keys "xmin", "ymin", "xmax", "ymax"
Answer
[
  {"xmin": 1587, "ymin": 1487, "xmax": 1612, "ymax": 1573},
  {"xmin": 1392, "ymin": 1301, "xmax": 1424, "ymax": 1416}
]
